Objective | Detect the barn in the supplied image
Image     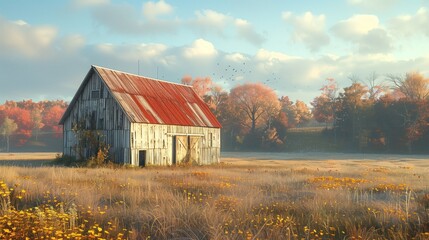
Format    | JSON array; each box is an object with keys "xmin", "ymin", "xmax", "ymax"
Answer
[{"xmin": 59, "ymin": 65, "xmax": 221, "ymax": 166}]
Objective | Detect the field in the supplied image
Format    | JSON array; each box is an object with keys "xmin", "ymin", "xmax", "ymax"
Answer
[{"xmin": 0, "ymin": 152, "xmax": 428, "ymax": 239}]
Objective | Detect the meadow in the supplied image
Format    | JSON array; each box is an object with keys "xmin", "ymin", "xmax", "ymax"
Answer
[{"xmin": 0, "ymin": 152, "xmax": 428, "ymax": 239}]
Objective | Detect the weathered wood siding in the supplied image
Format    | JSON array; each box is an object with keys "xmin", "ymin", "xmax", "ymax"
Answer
[
  {"xmin": 130, "ymin": 123, "xmax": 220, "ymax": 166},
  {"xmin": 62, "ymin": 73, "xmax": 131, "ymax": 163}
]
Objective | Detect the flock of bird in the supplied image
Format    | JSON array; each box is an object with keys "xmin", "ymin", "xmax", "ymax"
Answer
[{"xmin": 211, "ymin": 61, "xmax": 280, "ymax": 86}]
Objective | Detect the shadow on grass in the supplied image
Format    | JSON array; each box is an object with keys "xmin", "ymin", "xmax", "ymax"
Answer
[{"xmin": 0, "ymin": 160, "xmax": 54, "ymax": 167}]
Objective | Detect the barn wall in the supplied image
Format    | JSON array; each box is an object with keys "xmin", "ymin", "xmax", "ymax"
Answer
[
  {"xmin": 63, "ymin": 72, "xmax": 131, "ymax": 163},
  {"xmin": 130, "ymin": 123, "xmax": 220, "ymax": 166}
]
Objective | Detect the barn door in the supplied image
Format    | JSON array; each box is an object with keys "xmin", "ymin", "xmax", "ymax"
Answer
[
  {"xmin": 138, "ymin": 150, "xmax": 146, "ymax": 167},
  {"xmin": 189, "ymin": 136, "xmax": 201, "ymax": 164},
  {"xmin": 174, "ymin": 136, "xmax": 188, "ymax": 164}
]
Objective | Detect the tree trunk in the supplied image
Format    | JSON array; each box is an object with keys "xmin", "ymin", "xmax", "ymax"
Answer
[
  {"xmin": 6, "ymin": 135, "xmax": 10, "ymax": 152},
  {"xmin": 251, "ymin": 113, "xmax": 256, "ymax": 133}
]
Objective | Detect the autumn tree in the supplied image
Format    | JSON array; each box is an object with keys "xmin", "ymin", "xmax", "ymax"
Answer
[
  {"xmin": 311, "ymin": 96, "xmax": 333, "ymax": 126},
  {"xmin": 16, "ymin": 99, "xmax": 37, "ymax": 110},
  {"xmin": 281, "ymin": 97, "xmax": 312, "ymax": 128},
  {"xmin": 14, "ymin": 100, "xmax": 45, "ymax": 140},
  {"xmin": 203, "ymin": 85, "xmax": 229, "ymax": 118},
  {"xmin": 43, "ymin": 105, "xmax": 66, "ymax": 138},
  {"xmin": 228, "ymin": 83, "xmax": 280, "ymax": 148},
  {"xmin": 379, "ymin": 72, "xmax": 429, "ymax": 152},
  {"xmin": 229, "ymin": 83, "xmax": 280, "ymax": 133},
  {"xmin": 31, "ymin": 107, "xmax": 44, "ymax": 140},
  {"xmin": 279, "ymin": 97, "xmax": 293, "ymax": 126},
  {"xmin": 311, "ymin": 78, "xmax": 338, "ymax": 126},
  {"xmin": 365, "ymin": 72, "xmax": 386, "ymax": 101},
  {"xmin": 271, "ymin": 111, "xmax": 288, "ymax": 142},
  {"xmin": 0, "ymin": 117, "xmax": 18, "ymax": 152},
  {"xmin": 373, "ymin": 97, "xmax": 429, "ymax": 152},
  {"xmin": 336, "ymin": 82, "xmax": 371, "ymax": 150},
  {"xmin": 181, "ymin": 75, "xmax": 214, "ymax": 98},
  {"xmin": 2, "ymin": 107, "xmax": 32, "ymax": 146},
  {"xmin": 388, "ymin": 72, "xmax": 429, "ymax": 101}
]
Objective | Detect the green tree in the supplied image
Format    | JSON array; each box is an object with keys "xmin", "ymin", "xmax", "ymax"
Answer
[{"xmin": 0, "ymin": 117, "xmax": 18, "ymax": 152}]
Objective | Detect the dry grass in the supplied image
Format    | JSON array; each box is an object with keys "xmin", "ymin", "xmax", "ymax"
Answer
[{"xmin": 0, "ymin": 153, "xmax": 428, "ymax": 239}]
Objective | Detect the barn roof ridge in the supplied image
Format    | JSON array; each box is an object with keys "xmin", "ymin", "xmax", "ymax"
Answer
[{"xmin": 91, "ymin": 65, "xmax": 193, "ymax": 88}]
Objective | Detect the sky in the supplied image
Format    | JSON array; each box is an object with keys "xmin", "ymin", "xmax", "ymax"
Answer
[{"xmin": 1, "ymin": 0, "xmax": 429, "ymax": 104}]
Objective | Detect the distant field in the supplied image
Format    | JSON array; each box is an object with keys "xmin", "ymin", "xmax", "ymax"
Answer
[
  {"xmin": 0, "ymin": 152, "xmax": 428, "ymax": 239},
  {"xmin": 0, "ymin": 152, "xmax": 58, "ymax": 160},
  {"xmin": 0, "ymin": 152, "xmax": 58, "ymax": 166}
]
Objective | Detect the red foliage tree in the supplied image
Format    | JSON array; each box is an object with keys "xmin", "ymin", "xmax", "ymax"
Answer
[
  {"xmin": 42, "ymin": 105, "xmax": 66, "ymax": 138},
  {"xmin": 2, "ymin": 107, "xmax": 32, "ymax": 146}
]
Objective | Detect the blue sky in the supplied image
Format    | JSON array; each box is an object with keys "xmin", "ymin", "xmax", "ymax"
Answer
[{"xmin": 1, "ymin": 0, "xmax": 429, "ymax": 104}]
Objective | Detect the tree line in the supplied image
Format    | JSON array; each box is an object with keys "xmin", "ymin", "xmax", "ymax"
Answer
[
  {"xmin": 1, "ymin": 72, "xmax": 428, "ymax": 153},
  {"xmin": 184, "ymin": 72, "xmax": 429, "ymax": 153},
  {"xmin": 312, "ymin": 72, "xmax": 429, "ymax": 153},
  {"xmin": 0, "ymin": 100, "xmax": 68, "ymax": 151}
]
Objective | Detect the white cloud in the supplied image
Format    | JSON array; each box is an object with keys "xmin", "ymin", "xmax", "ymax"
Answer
[
  {"xmin": 183, "ymin": 39, "xmax": 218, "ymax": 59},
  {"xmin": 255, "ymin": 49, "xmax": 300, "ymax": 63},
  {"xmin": 142, "ymin": 0, "xmax": 173, "ymax": 20},
  {"xmin": 225, "ymin": 53, "xmax": 248, "ymax": 63},
  {"xmin": 0, "ymin": 17, "xmax": 57, "ymax": 58},
  {"xmin": 1, "ymin": 31, "xmax": 428, "ymax": 105},
  {"xmin": 282, "ymin": 11, "xmax": 330, "ymax": 52},
  {"xmin": 234, "ymin": 18, "xmax": 265, "ymax": 46},
  {"xmin": 94, "ymin": 43, "xmax": 168, "ymax": 62},
  {"xmin": 331, "ymin": 15, "xmax": 393, "ymax": 54},
  {"xmin": 191, "ymin": 10, "xmax": 265, "ymax": 46},
  {"xmin": 358, "ymin": 28, "xmax": 393, "ymax": 54},
  {"xmin": 193, "ymin": 10, "xmax": 231, "ymax": 36},
  {"xmin": 13, "ymin": 19, "xmax": 28, "ymax": 26},
  {"xmin": 389, "ymin": 7, "xmax": 429, "ymax": 37},
  {"xmin": 83, "ymin": 2, "xmax": 263, "ymax": 46},
  {"xmin": 331, "ymin": 15, "xmax": 379, "ymax": 40},
  {"xmin": 60, "ymin": 34, "xmax": 86, "ymax": 53},
  {"xmin": 91, "ymin": 3, "xmax": 179, "ymax": 35}
]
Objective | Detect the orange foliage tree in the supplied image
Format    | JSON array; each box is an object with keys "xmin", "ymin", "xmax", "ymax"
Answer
[
  {"xmin": 229, "ymin": 83, "xmax": 280, "ymax": 133},
  {"xmin": 388, "ymin": 72, "xmax": 429, "ymax": 101},
  {"xmin": 181, "ymin": 75, "xmax": 214, "ymax": 98},
  {"xmin": 311, "ymin": 78, "xmax": 338, "ymax": 126}
]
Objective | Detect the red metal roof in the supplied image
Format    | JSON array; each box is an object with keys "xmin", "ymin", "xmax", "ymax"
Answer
[{"xmin": 93, "ymin": 66, "xmax": 221, "ymax": 128}]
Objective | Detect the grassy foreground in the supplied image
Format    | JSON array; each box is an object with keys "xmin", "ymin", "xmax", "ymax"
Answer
[{"xmin": 0, "ymin": 155, "xmax": 429, "ymax": 239}]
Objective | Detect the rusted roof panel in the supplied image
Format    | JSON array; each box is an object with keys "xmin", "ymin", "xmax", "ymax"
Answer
[{"xmin": 93, "ymin": 66, "xmax": 221, "ymax": 128}]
